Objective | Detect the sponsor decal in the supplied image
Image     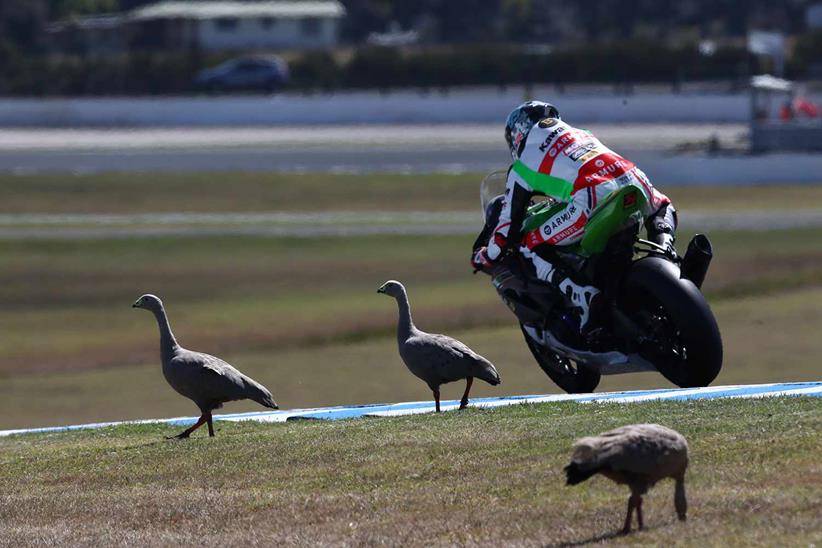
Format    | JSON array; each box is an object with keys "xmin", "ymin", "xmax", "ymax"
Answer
[
  {"xmin": 546, "ymin": 203, "xmax": 577, "ymax": 230},
  {"xmin": 524, "ymin": 203, "xmax": 579, "ymax": 250},
  {"xmin": 577, "ymin": 151, "xmax": 598, "ymax": 163},
  {"xmin": 547, "ymin": 212, "xmax": 588, "ymax": 244},
  {"xmin": 567, "ymin": 143, "xmax": 597, "ymax": 162},
  {"xmin": 538, "ymin": 117, "xmax": 559, "ymax": 129},
  {"xmin": 525, "ymin": 228, "xmax": 545, "ymax": 249},
  {"xmin": 538, "ymin": 127, "xmax": 565, "ymax": 153},
  {"xmin": 574, "ymin": 153, "xmax": 636, "ymax": 190},
  {"xmin": 623, "ymin": 190, "xmax": 637, "ymax": 209},
  {"xmin": 538, "ymin": 132, "xmax": 576, "ymax": 172}
]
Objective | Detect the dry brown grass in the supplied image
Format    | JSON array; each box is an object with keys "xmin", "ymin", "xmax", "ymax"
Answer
[{"xmin": 0, "ymin": 397, "xmax": 818, "ymax": 546}]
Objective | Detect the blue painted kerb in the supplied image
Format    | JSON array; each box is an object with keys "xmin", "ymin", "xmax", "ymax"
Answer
[{"xmin": 1, "ymin": 381, "xmax": 819, "ymax": 438}]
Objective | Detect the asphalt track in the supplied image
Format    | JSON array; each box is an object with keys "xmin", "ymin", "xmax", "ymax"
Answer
[
  {"xmin": 1, "ymin": 382, "xmax": 819, "ymax": 438},
  {"xmin": 2, "ymin": 124, "xmax": 820, "ymax": 185}
]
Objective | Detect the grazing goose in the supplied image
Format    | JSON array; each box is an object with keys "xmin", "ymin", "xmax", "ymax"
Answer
[
  {"xmin": 377, "ymin": 280, "xmax": 500, "ymax": 412},
  {"xmin": 133, "ymin": 294, "xmax": 278, "ymax": 439},
  {"xmin": 564, "ymin": 423, "xmax": 689, "ymax": 534}
]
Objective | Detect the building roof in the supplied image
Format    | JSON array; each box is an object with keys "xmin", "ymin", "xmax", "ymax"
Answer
[
  {"xmin": 132, "ymin": 1, "xmax": 345, "ymax": 21},
  {"xmin": 46, "ymin": 14, "xmax": 126, "ymax": 33},
  {"xmin": 751, "ymin": 74, "xmax": 792, "ymax": 93}
]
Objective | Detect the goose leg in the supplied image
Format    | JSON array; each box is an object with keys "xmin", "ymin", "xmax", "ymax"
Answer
[
  {"xmin": 168, "ymin": 414, "xmax": 208, "ymax": 440},
  {"xmin": 459, "ymin": 377, "xmax": 473, "ymax": 410},
  {"xmin": 433, "ymin": 389, "xmax": 441, "ymax": 412},
  {"xmin": 622, "ymin": 495, "xmax": 636, "ymax": 535},
  {"xmin": 636, "ymin": 496, "xmax": 644, "ymax": 530},
  {"xmin": 206, "ymin": 413, "xmax": 215, "ymax": 437},
  {"xmin": 674, "ymin": 474, "xmax": 687, "ymax": 521}
]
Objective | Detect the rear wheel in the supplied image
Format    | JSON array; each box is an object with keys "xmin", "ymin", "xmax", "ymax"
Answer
[
  {"xmin": 623, "ymin": 258, "xmax": 723, "ymax": 387},
  {"xmin": 520, "ymin": 324, "xmax": 601, "ymax": 393}
]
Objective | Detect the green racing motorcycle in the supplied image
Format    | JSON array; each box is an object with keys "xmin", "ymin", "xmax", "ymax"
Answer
[{"xmin": 473, "ymin": 170, "xmax": 723, "ymax": 394}]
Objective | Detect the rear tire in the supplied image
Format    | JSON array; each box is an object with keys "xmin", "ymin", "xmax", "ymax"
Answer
[
  {"xmin": 623, "ymin": 257, "xmax": 723, "ymax": 387},
  {"xmin": 520, "ymin": 324, "xmax": 601, "ymax": 393}
]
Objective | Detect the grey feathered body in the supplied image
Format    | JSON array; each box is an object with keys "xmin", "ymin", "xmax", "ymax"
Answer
[
  {"xmin": 566, "ymin": 423, "xmax": 688, "ymax": 493},
  {"xmin": 163, "ymin": 347, "xmax": 277, "ymax": 413},
  {"xmin": 145, "ymin": 299, "xmax": 277, "ymax": 413},
  {"xmin": 400, "ymin": 328, "xmax": 501, "ymax": 390}
]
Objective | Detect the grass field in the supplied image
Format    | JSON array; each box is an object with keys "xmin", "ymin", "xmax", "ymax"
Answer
[
  {"xmin": 0, "ymin": 397, "xmax": 819, "ymax": 546},
  {"xmin": 0, "ymin": 174, "xmax": 821, "ymax": 430},
  {"xmin": 3, "ymin": 172, "xmax": 822, "ymax": 213}
]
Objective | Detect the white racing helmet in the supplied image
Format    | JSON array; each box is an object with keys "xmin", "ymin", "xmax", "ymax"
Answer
[{"xmin": 504, "ymin": 101, "xmax": 560, "ymax": 160}]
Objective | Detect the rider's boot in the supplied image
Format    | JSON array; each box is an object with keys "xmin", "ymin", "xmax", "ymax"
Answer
[
  {"xmin": 647, "ymin": 204, "xmax": 678, "ymax": 256},
  {"xmin": 522, "ymin": 246, "xmax": 604, "ymax": 346},
  {"xmin": 557, "ymin": 277, "xmax": 602, "ymax": 333}
]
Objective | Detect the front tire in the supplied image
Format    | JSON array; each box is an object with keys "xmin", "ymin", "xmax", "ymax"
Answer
[
  {"xmin": 622, "ymin": 257, "xmax": 723, "ymax": 387},
  {"xmin": 520, "ymin": 324, "xmax": 601, "ymax": 393}
]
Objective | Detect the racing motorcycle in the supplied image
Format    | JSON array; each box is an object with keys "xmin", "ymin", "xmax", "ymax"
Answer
[{"xmin": 473, "ymin": 171, "xmax": 723, "ymax": 393}]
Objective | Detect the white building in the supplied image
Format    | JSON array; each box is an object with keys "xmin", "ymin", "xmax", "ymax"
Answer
[
  {"xmin": 49, "ymin": 1, "xmax": 346, "ymax": 53},
  {"xmin": 132, "ymin": 1, "xmax": 345, "ymax": 51}
]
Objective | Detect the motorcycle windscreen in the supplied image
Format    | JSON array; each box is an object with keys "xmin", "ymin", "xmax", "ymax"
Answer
[{"xmin": 479, "ymin": 170, "xmax": 508, "ymax": 220}]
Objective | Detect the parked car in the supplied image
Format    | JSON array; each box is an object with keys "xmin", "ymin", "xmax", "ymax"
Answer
[{"xmin": 194, "ymin": 57, "xmax": 289, "ymax": 93}]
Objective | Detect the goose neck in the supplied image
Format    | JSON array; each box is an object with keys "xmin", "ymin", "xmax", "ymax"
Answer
[
  {"xmin": 395, "ymin": 290, "xmax": 415, "ymax": 338},
  {"xmin": 152, "ymin": 306, "xmax": 179, "ymax": 359}
]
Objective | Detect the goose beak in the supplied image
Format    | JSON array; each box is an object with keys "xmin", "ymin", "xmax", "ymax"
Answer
[
  {"xmin": 376, "ymin": 286, "xmax": 386, "ymax": 294},
  {"xmin": 132, "ymin": 301, "xmax": 140, "ymax": 308}
]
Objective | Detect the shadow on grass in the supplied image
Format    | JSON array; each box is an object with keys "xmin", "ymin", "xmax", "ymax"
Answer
[
  {"xmin": 547, "ymin": 525, "xmax": 658, "ymax": 547},
  {"xmin": 115, "ymin": 439, "xmax": 167, "ymax": 451}
]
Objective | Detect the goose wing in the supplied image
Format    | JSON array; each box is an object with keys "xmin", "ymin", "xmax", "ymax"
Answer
[
  {"xmin": 401, "ymin": 331, "xmax": 500, "ymax": 386},
  {"xmin": 572, "ymin": 425, "xmax": 688, "ymax": 478},
  {"xmin": 168, "ymin": 350, "xmax": 276, "ymax": 409}
]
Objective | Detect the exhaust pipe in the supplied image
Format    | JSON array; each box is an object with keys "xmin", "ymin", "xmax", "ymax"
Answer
[{"xmin": 681, "ymin": 234, "xmax": 713, "ymax": 289}]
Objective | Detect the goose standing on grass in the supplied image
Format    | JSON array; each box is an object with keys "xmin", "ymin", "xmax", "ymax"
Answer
[
  {"xmin": 564, "ymin": 423, "xmax": 689, "ymax": 535},
  {"xmin": 377, "ymin": 280, "xmax": 501, "ymax": 412},
  {"xmin": 133, "ymin": 294, "xmax": 278, "ymax": 439}
]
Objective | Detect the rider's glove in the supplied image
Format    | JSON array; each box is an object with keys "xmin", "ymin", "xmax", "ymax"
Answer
[{"xmin": 471, "ymin": 247, "xmax": 495, "ymax": 271}]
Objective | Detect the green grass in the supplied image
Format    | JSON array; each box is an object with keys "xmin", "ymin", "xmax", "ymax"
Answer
[
  {"xmin": 0, "ymin": 225, "xmax": 820, "ymax": 429},
  {"xmin": 0, "ymin": 174, "xmax": 820, "ymax": 429},
  {"xmin": 0, "ymin": 173, "xmax": 819, "ymax": 544},
  {"xmin": 3, "ymin": 284, "xmax": 821, "ymax": 430},
  {"xmin": 2, "ymin": 172, "xmax": 822, "ymax": 213},
  {"xmin": 0, "ymin": 397, "xmax": 819, "ymax": 546}
]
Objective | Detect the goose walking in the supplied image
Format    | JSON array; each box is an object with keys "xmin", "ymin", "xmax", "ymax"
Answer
[
  {"xmin": 564, "ymin": 423, "xmax": 689, "ymax": 534},
  {"xmin": 133, "ymin": 294, "xmax": 278, "ymax": 439},
  {"xmin": 377, "ymin": 280, "xmax": 500, "ymax": 412}
]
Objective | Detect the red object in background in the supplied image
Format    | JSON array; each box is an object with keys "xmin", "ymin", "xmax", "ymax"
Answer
[
  {"xmin": 793, "ymin": 96, "xmax": 820, "ymax": 118},
  {"xmin": 780, "ymin": 103, "xmax": 794, "ymax": 121}
]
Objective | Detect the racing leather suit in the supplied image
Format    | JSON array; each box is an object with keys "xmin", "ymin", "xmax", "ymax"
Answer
[{"xmin": 483, "ymin": 117, "xmax": 676, "ymax": 331}]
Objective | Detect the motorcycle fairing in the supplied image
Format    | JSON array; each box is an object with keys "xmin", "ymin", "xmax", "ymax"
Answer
[{"xmin": 521, "ymin": 185, "xmax": 648, "ymax": 258}]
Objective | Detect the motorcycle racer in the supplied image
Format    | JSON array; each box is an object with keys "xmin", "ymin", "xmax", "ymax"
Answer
[{"xmin": 473, "ymin": 101, "xmax": 677, "ymax": 338}]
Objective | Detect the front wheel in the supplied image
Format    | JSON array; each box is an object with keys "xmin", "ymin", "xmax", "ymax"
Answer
[
  {"xmin": 623, "ymin": 257, "xmax": 723, "ymax": 387},
  {"xmin": 520, "ymin": 324, "xmax": 601, "ymax": 393}
]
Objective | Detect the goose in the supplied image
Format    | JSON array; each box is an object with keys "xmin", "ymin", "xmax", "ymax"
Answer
[
  {"xmin": 133, "ymin": 294, "xmax": 278, "ymax": 439},
  {"xmin": 565, "ymin": 423, "xmax": 689, "ymax": 534},
  {"xmin": 377, "ymin": 280, "xmax": 500, "ymax": 412}
]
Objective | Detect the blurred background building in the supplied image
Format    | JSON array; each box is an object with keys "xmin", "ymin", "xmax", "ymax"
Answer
[
  {"xmin": 0, "ymin": 0, "xmax": 819, "ymax": 153},
  {"xmin": 47, "ymin": 1, "xmax": 345, "ymax": 54},
  {"xmin": 1, "ymin": 0, "xmax": 821, "ymax": 432},
  {"xmin": 0, "ymin": 0, "xmax": 818, "ymax": 95}
]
